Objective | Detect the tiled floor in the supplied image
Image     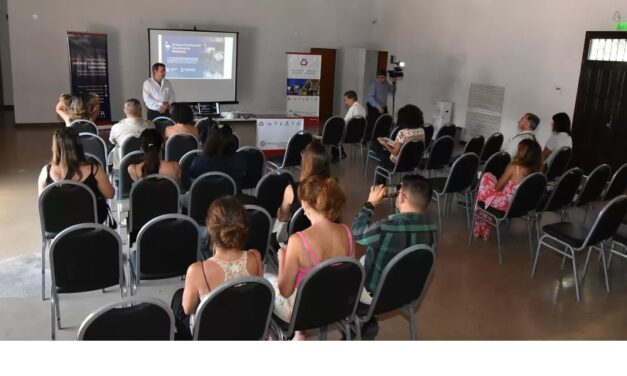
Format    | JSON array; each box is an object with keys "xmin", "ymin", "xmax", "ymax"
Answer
[{"xmin": 1, "ymin": 109, "xmax": 627, "ymax": 340}]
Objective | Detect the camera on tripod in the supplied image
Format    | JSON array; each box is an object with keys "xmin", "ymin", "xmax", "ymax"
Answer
[{"xmin": 388, "ymin": 55, "xmax": 406, "ymax": 78}]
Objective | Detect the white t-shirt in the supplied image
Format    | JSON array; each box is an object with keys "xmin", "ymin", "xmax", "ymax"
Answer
[
  {"xmin": 142, "ymin": 77, "xmax": 176, "ymax": 111},
  {"xmin": 545, "ymin": 132, "xmax": 572, "ymax": 153},
  {"xmin": 344, "ymin": 101, "xmax": 367, "ymax": 123},
  {"xmin": 108, "ymin": 117, "xmax": 155, "ymax": 168}
]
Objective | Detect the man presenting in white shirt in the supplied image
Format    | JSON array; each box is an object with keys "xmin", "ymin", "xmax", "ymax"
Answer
[
  {"xmin": 343, "ymin": 90, "xmax": 367, "ymax": 124},
  {"xmin": 143, "ymin": 63, "xmax": 175, "ymax": 120}
]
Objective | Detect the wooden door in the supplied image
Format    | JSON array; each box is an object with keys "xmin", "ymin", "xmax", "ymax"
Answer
[
  {"xmin": 572, "ymin": 32, "xmax": 627, "ymax": 173},
  {"xmin": 310, "ymin": 48, "xmax": 336, "ymax": 131}
]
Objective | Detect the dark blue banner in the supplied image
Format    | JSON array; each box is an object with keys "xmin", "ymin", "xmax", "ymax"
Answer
[{"xmin": 67, "ymin": 32, "xmax": 111, "ymax": 122}]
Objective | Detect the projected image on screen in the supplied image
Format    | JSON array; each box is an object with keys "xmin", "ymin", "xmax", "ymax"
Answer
[
  {"xmin": 149, "ymin": 29, "xmax": 238, "ymax": 103},
  {"xmin": 159, "ymin": 35, "xmax": 233, "ymax": 79}
]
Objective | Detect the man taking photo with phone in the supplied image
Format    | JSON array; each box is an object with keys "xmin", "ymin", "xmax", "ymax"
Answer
[{"xmin": 351, "ymin": 174, "xmax": 437, "ymax": 339}]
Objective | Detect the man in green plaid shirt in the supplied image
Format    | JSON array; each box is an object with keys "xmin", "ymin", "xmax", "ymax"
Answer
[{"xmin": 352, "ymin": 175, "xmax": 437, "ymax": 304}]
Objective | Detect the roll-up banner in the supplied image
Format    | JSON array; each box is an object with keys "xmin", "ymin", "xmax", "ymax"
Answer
[
  {"xmin": 67, "ymin": 31, "xmax": 111, "ymax": 123},
  {"xmin": 286, "ymin": 53, "xmax": 321, "ymax": 130}
]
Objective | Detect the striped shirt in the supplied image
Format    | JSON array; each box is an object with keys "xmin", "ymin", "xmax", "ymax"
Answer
[{"xmin": 352, "ymin": 207, "xmax": 437, "ymax": 293}]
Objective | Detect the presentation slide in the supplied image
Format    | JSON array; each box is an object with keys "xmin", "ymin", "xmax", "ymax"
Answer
[{"xmin": 149, "ymin": 29, "xmax": 238, "ymax": 103}]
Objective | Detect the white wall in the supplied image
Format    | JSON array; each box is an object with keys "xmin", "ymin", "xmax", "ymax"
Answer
[
  {"xmin": 0, "ymin": 0, "xmax": 13, "ymax": 105},
  {"xmin": 371, "ymin": 0, "xmax": 625, "ymax": 144},
  {"xmin": 7, "ymin": 0, "xmax": 375, "ymax": 123}
]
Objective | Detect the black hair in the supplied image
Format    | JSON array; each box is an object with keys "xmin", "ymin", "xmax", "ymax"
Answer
[
  {"xmin": 169, "ymin": 103, "xmax": 194, "ymax": 125},
  {"xmin": 152, "ymin": 62, "xmax": 165, "ymax": 73},
  {"xmin": 552, "ymin": 112, "xmax": 571, "ymax": 136},
  {"xmin": 202, "ymin": 123, "xmax": 235, "ymax": 158},
  {"xmin": 400, "ymin": 174, "xmax": 432, "ymax": 209},
  {"xmin": 526, "ymin": 113, "xmax": 540, "ymax": 131},
  {"xmin": 344, "ymin": 90, "xmax": 358, "ymax": 101},
  {"xmin": 396, "ymin": 104, "xmax": 424, "ymax": 130},
  {"xmin": 376, "ymin": 69, "xmax": 387, "ymax": 77},
  {"xmin": 139, "ymin": 128, "xmax": 163, "ymax": 177}
]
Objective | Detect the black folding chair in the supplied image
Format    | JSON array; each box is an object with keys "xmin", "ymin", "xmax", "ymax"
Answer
[
  {"xmin": 270, "ymin": 257, "xmax": 364, "ymax": 340},
  {"xmin": 288, "ymin": 207, "xmax": 311, "ymax": 235},
  {"xmin": 468, "ymin": 172, "xmax": 547, "ymax": 264},
  {"xmin": 342, "ymin": 116, "xmax": 366, "ymax": 159},
  {"xmin": 68, "ymin": 119, "xmax": 98, "ymax": 135},
  {"xmin": 128, "ymin": 174, "xmax": 180, "ymax": 246},
  {"xmin": 79, "ymin": 133, "xmax": 108, "ymax": 172},
  {"xmin": 153, "ymin": 116, "xmax": 175, "ymax": 138},
  {"xmin": 535, "ymin": 167, "xmax": 584, "ymax": 228},
  {"xmin": 187, "ymin": 172, "xmax": 237, "ymax": 226},
  {"xmin": 178, "ymin": 149, "xmax": 202, "ymax": 193},
  {"xmin": 602, "ymin": 162, "xmax": 627, "ymax": 201},
  {"xmin": 50, "ymin": 223, "xmax": 126, "ymax": 339},
  {"xmin": 165, "ymin": 132, "xmax": 199, "ymax": 162},
  {"xmin": 544, "ymin": 146, "xmax": 572, "ymax": 182},
  {"xmin": 320, "ymin": 116, "xmax": 345, "ymax": 164},
  {"xmin": 266, "ymin": 131, "xmax": 313, "ymax": 173},
  {"xmin": 116, "ymin": 151, "xmax": 144, "ymax": 224},
  {"xmin": 120, "ymin": 136, "xmax": 142, "ymax": 160},
  {"xmin": 373, "ymin": 140, "xmax": 424, "ymax": 184},
  {"xmin": 363, "ymin": 114, "xmax": 393, "ymax": 174},
  {"xmin": 479, "ymin": 132, "xmax": 504, "ymax": 163},
  {"xmin": 77, "ymin": 297, "xmax": 175, "ymax": 340},
  {"xmin": 532, "ymin": 196, "xmax": 627, "ymax": 302},
  {"xmin": 254, "ymin": 170, "xmax": 294, "ymax": 219},
  {"xmin": 38, "ymin": 180, "xmax": 97, "ymax": 300},
  {"xmin": 436, "ymin": 123, "xmax": 456, "ymax": 140},
  {"xmin": 573, "ymin": 164, "xmax": 611, "ymax": 225},
  {"xmin": 237, "ymin": 146, "xmax": 266, "ymax": 193},
  {"xmin": 244, "ymin": 205, "xmax": 273, "ymax": 261},
  {"xmin": 469, "ymin": 151, "xmax": 511, "ymax": 204},
  {"xmin": 193, "ymin": 277, "xmax": 274, "ymax": 340},
  {"xmin": 423, "ymin": 124, "xmax": 435, "ymax": 149},
  {"xmin": 420, "ymin": 135, "xmax": 455, "ymax": 177},
  {"xmin": 462, "ymin": 135, "xmax": 485, "ymax": 156},
  {"xmin": 429, "ymin": 152, "xmax": 480, "ymax": 231},
  {"xmin": 352, "ymin": 244, "xmax": 435, "ymax": 340},
  {"xmin": 132, "ymin": 214, "xmax": 200, "ymax": 294}
]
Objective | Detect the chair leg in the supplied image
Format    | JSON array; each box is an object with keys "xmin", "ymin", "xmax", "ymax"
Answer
[
  {"xmin": 464, "ymin": 191, "xmax": 471, "ymax": 230},
  {"xmin": 526, "ymin": 218, "xmax": 535, "ymax": 261},
  {"xmin": 531, "ymin": 238, "xmax": 543, "ymax": 277},
  {"xmin": 41, "ymin": 240, "xmax": 47, "ymax": 301},
  {"xmin": 600, "ymin": 244, "xmax": 610, "ymax": 293},
  {"xmin": 468, "ymin": 208, "xmax": 478, "ymax": 246},
  {"xmin": 50, "ymin": 299, "xmax": 55, "ymax": 340},
  {"xmin": 353, "ymin": 318, "xmax": 362, "ymax": 340},
  {"xmin": 496, "ymin": 221, "xmax": 503, "ymax": 265},
  {"xmin": 582, "ymin": 246, "xmax": 593, "ymax": 278},
  {"xmin": 407, "ymin": 306, "xmax": 417, "ymax": 340},
  {"xmin": 436, "ymin": 196, "xmax": 442, "ymax": 232},
  {"xmin": 570, "ymin": 248, "xmax": 581, "ymax": 302}
]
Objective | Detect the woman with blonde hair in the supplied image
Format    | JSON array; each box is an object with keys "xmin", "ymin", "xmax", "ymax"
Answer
[
  {"xmin": 170, "ymin": 196, "xmax": 264, "ymax": 339},
  {"xmin": 267, "ymin": 175, "xmax": 353, "ymax": 340},
  {"xmin": 55, "ymin": 93, "xmax": 100, "ymax": 124}
]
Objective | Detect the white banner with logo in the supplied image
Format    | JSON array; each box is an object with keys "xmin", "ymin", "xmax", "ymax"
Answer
[
  {"xmin": 256, "ymin": 118, "xmax": 304, "ymax": 150},
  {"xmin": 286, "ymin": 53, "xmax": 321, "ymax": 117}
]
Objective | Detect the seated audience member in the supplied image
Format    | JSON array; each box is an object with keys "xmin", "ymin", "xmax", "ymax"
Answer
[
  {"xmin": 55, "ymin": 93, "xmax": 100, "ymax": 125},
  {"xmin": 189, "ymin": 123, "xmax": 246, "ymax": 190},
  {"xmin": 170, "ymin": 196, "xmax": 264, "ymax": 339},
  {"xmin": 164, "ymin": 103, "xmax": 199, "ymax": 139},
  {"xmin": 277, "ymin": 141, "xmax": 331, "ymax": 222},
  {"xmin": 37, "ymin": 127, "xmax": 114, "ymax": 224},
  {"xmin": 266, "ymin": 176, "xmax": 352, "ymax": 340},
  {"xmin": 351, "ymin": 175, "xmax": 437, "ymax": 339},
  {"xmin": 373, "ymin": 104, "xmax": 426, "ymax": 184},
  {"xmin": 128, "ymin": 129, "xmax": 179, "ymax": 182},
  {"xmin": 343, "ymin": 90, "xmax": 367, "ymax": 124},
  {"xmin": 542, "ymin": 112, "xmax": 572, "ymax": 162},
  {"xmin": 503, "ymin": 113, "xmax": 540, "ymax": 158},
  {"xmin": 473, "ymin": 139, "xmax": 542, "ymax": 239},
  {"xmin": 108, "ymin": 98, "xmax": 155, "ymax": 169}
]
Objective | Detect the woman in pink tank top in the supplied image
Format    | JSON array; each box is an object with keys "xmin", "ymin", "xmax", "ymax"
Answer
[{"xmin": 266, "ymin": 176, "xmax": 354, "ymax": 340}]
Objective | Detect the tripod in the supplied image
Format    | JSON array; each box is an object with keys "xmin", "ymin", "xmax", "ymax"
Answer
[{"xmin": 391, "ymin": 80, "xmax": 397, "ymax": 120}]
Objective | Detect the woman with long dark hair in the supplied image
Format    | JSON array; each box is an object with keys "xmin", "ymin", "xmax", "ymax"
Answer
[
  {"xmin": 542, "ymin": 112, "xmax": 572, "ymax": 161},
  {"xmin": 128, "ymin": 128, "xmax": 179, "ymax": 182},
  {"xmin": 37, "ymin": 127, "xmax": 114, "ymax": 223}
]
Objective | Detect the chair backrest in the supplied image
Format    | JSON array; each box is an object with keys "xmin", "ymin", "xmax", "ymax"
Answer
[
  {"xmin": 545, "ymin": 146, "xmax": 572, "ymax": 181},
  {"xmin": 39, "ymin": 180, "xmax": 97, "ymax": 237},
  {"xmin": 436, "ymin": 123, "xmax": 456, "ymax": 140},
  {"xmin": 128, "ymin": 174, "xmax": 180, "ymax": 236},
  {"xmin": 78, "ymin": 133, "xmax": 108, "ymax": 169},
  {"xmin": 482, "ymin": 151, "xmax": 511, "ymax": 180},
  {"xmin": 254, "ymin": 170, "xmax": 294, "ymax": 218},
  {"xmin": 443, "ymin": 153, "xmax": 480, "ymax": 193},
  {"xmin": 244, "ymin": 205, "xmax": 272, "ymax": 260},
  {"xmin": 584, "ymin": 195, "xmax": 627, "ymax": 247},
  {"xmin": 153, "ymin": 116, "xmax": 175, "ymax": 137},
  {"xmin": 288, "ymin": 207, "xmax": 311, "ymax": 236},
  {"xmin": 425, "ymin": 136, "xmax": 455, "ymax": 170},
  {"xmin": 78, "ymin": 297, "xmax": 174, "ymax": 340},
  {"xmin": 575, "ymin": 164, "xmax": 612, "ymax": 206},
  {"xmin": 289, "ymin": 257, "xmax": 364, "ymax": 332},
  {"xmin": 178, "ymin": 149, "xmax": 202, "ymax": 192},
  {"xmin": 542, "ymin": 167, "xmax": 583, "ymax": 212},
  {"xmin": 189, "ymin": 172, "xmax": 236, "ymax": 225},
  {"xmin": 195, "ymin": 117, "xmax": 214, "ymax": 144},
  {"xmin": 505, "ymin": 172, "xmax": 547, "ymax": 218},
  {"xmin": 279, "ymin": 131, "xmax": 313, "ymax": 168},
  {"xmin": 479, "ymin": 132, "xmax": 504, "ymax": 162},
  {"xmin": 343, "ymin": 116, "xmax": 366, "ymax": 144},
  {"xmin": 136, "ymin": 214, "xmax": 200, "ymax": 280},
  {"xmin": 423, "ymin": 124, "xmax": 435, "ymax": 147},
  {"xmin": 117, "ymin": 151, "xmax": 144, "ymax": 200},
  {"xmin": 368, "ymin": 245, "xmax": 435, "ymax": 316},
  {"xmin": 165, "ymin": 132, "xmax": 199, "ymax": 162},
  {"xmin": 389, "ymin": 126, "xmax": 400, "ymax": 140},
  {"xmin": 193, "ymin": 277, "xmax": 274, "ymax": 340},
  {"xmin": 320, "ymin": 116, "xmax": 345, "ymax": 145},
  {"xmin": 370, "ymin": 114, "xmax": 393, "ymax": 141},
  {"xmin": 231, "ymin": 132, "xmax": 241, "ymax": 150},
  {"xmin": 392, "ymin": 139, "xmax": 425, "ymax": 173},
  {"xmin": 463, "ymin": 135, "xmax": 485, "ymax": 156},
  {"xmin": 237, "ymin": 146, "xmax": 266, "ymax": 190},
  {"xmin": 68, "ymin": 119, "xmax": 98, "ymax": 135},
  {"xmin": 603, "ymin": 162, "xmax": 627, "ymax": 201},
  {"xmin": 120, "ymin": 136, "xmax": 142, "ymax": 159},
  {"xmin": 50, "ymin": 224, "xmax": 124, "ymax": 294}
]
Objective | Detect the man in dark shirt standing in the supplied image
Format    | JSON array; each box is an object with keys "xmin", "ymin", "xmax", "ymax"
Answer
[
  {"xmin": 351, "ymin": 174, "xmax": 437, "ymax": 339},
  {"xmin": 367, "ymin": 69, "xmax": 396, "ymax": 130}
]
